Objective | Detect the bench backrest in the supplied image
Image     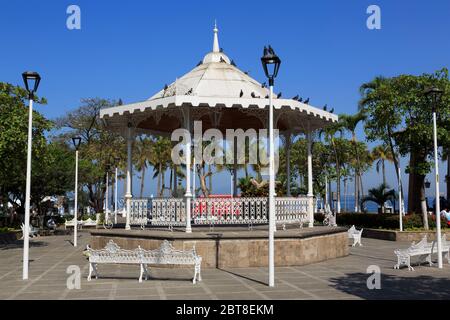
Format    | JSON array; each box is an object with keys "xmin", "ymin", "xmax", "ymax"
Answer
[
  {"xmin": 86, "ymin": 240, "xmax": 201, "ymax": 265},
  {"xmin": 87, "ymin": 240, "xmax": 142, "ymax": 264},
  {"xmin": 408, "ymin": 235, "xmax": 430, "ymax": 254},
  {"xmin": 139, "ymin": 240, "xmax": 200, "ymax": 264},
  {"xmin": 348, "ymin": 225, "xmax": 362, "ymax": 235}
]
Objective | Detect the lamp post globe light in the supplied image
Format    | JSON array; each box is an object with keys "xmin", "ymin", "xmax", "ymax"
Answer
[
  {"xmin": 261, "ymin": 45, "xmax": 281, "ymax": 287},
  {"xmin": 425, "ymin": 86, "xmax": 444, "ymax": 269},
  {"xmin": 72, "ymin": 136, "xmax": 82, "ymax": 247},
  {"xmin": 21, "ymin": 71, "xmax": 41, "ymax": 280}
]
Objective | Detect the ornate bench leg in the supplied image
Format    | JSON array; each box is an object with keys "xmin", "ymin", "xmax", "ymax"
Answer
[
  {"xmin": 352, "ymin": 236, "xmax": 357, "ymax": 247},
  {"xmin": 426, "ymin": 254, "xmax": 434, "ymax": 267},
  {"xmin": 407, "ymin": 257, "xmax": 414, "ymax": 271},
  {"xmin": 139, "ymin": 263, "xmax": 147, "ymax": 283},
  {"xmin": 88, "ymin": 263, "xmax": 93, "ymax": 281},
  {"xmin": 193, "ymin": 267, "xmax": 197, "ymax": 285},
  {"xmin": 197, "ymin": 263, "xmax": 202, "ymax": 282},
  {"xmin": 193, "ymin": 263, "xmax": 202, "ymax": 284}
]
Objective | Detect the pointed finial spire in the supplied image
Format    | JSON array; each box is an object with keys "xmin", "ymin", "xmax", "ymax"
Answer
[{"xmin": 213, "ymin": 20, "xmax": 220, "ymax": 53}]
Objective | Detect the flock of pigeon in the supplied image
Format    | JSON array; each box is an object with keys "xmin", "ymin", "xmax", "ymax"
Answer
[
  {"xmin": 164, "ymin": 47, "xmax": 334, "ymax": 114},
  {"xmin": 238, "ymin": 87, "xmax": 334, "ymax": 113}
]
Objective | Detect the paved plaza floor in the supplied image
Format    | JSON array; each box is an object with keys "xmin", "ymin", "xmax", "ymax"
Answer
[{"xmin": 1, "ymin": 231, "xmax": 450, "ymax": 300}]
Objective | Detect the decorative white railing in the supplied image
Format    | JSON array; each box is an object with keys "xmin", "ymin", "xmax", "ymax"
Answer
[
  {"xmin": 275, "ymin": 197, "xmax": 309, "ymax": 228},
  {"xmin": 193, "ymin": 197, "xmax": 268, "ymax": 225},
  {"xmin": 129, "ymin": 199, "xmax": 150, "ymax": 226},
  {"xmin": 151, "ymin": 198, "xmax": 186, "ymax": 227},
  {"xmin": 130, "ymin": 196, "xmax": 310, "ymax": 228}
]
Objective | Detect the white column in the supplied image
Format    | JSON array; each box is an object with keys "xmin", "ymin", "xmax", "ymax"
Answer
[
  {"xmin": 433, "ymin": 111, "xmax": 443, "ymax": 268},
  {"xmin": 184, "ymin": 109, "xmax": 192, "ymax": 233},
  {"xmin": 115, "ymin": 166, "xmax": 118, "ymax": 224},
  {"xmin": 307, "ymin": 125, "xmax": 314, "ymax": 228},
  {"xmin": 74, "ymin": 150, "xmax": 79, "ymax": 247},
  {"xmin": 325, "ymin": 175, "xmax": 329, "ymax": 211},
  {"xmin": 105, "ymin": 171, "xmax": 109, "ymax": 223},
  {"xmin": 398, "ymin": 160, "xmax": 403, "ymax": 232},
  {"xmin": 285, "ymin": 132, "xmax": 291, "ymax": 197},
  {"xmin": 23, "ymin": 98, "xmax": 33, "ymax": 280},
  {"xmin": 233, "ymin": 139, "xmax": 238, "ymax": 196},
  {"xmin": 192, "ymin": 138, "xmax": 196, "ymax": 199},
  {"xmin": 268, "ymin": 84, "xmax": 275, "ymax": 287},
  {"xmin": 125, "ymin": 125, "xmax": 133, "ymax": 230}
]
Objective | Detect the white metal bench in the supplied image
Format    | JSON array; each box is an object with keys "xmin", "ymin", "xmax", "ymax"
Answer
[
  {"xmin": 394, "ymin": 236, "xmax": 434, "ymax": 271},
  {"xmin": 394, "ymin": 235, "xmax": 450, "ymax": 271},
  {"xmin": 85, "ymin": 240, "xmax": 202, "ymax": 284},
  {"xmin": 348, "ymin": 225, "xmax": 363, "ymax": 247},
  {"xmin": 64, "ymin": 218, "xmax": 83, "ymax": 229},
  {"xmin": 20, "ymin": 223, "xmax": 39, "ymax": 239},
  {"xmin": 81, "ymin": 218, "xmax": 98, "ymax": 228}
]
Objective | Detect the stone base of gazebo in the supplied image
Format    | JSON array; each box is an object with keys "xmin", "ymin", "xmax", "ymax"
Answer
[{"xmin": 89, "ymin": 226, "xmax": 348, "ymax": 268}]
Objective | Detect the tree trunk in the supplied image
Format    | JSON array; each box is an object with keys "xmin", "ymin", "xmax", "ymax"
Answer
[
  {"xmin": 198, "ymin": 168, "xmax": 210, "ymax": 197},
  {"xmin": 354, "ymin": 173, "xmax": 359, "ymax": 212},
  {"xmin": 386, "ymin": 125, "xmax": 404, "ymax": 210},
  {"xmin": 352, "ymin": 131, "xmax": 361, "ymax": 213},
  {"xmin": 421, "ymin": 184, "xmax": 429, "ymax": 230},
  {"xmin": 336, "ymin": 169, "xmax": 341, "ymax": 213},
  {"xmin": 173, "ymin": 165, "xmax": 178, "ymax": 196},
  {"xmin": 359, "ymin": 173, "xmax": 364, "ymax": 199},
  {"xmin": 208, "ymin": 164, "xmax": 213, "ymax": 194},
  {"xmin": 382, "ymin": 159, "xmax": 386, "ymax": 187},
  {"xmin": 161, "ymin": 166, "xmax": 166, "ymax": 197},
  {"xmin": 169, "ymin": 167, "xmax": 173, "ymax": 195},
  {"xmin": 343, "ymin": 178, "xmax": 347, "ymax": 212},
  {"xmin": 157, "ymin": 165, "xmax": 161, "ymax": 198},
  {"xmin": 328, "ymin": 178, "xmax": 332, "ymax": 210},
  {"xmin": 140, "ymin": 166, "xmax": 145, "ymax": 198}
]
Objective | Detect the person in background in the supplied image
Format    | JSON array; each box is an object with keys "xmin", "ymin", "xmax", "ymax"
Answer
[{"xmin": 440, "ymin": 206, "xmax": 450, "ymax": 227}]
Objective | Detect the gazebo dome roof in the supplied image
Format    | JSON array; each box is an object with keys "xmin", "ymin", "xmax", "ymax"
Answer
[
  {"xmin": 100, "ymin": 23, "xmax": 338, "ymax": 136},
  {"xmin": 148, "ymin": 25, "xmax": 268, "ymax": 101}
]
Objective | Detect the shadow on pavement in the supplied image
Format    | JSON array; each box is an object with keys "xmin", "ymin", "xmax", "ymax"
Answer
[
  {"xmin": 218, "ymin": 268, "xmax": 268, "ymax": 286},
  {"xmin": 329, "ymin": 272, "xmax": 450, "ymax": 300},
  {"xmin": 0, "ymin": 240, "xmax": 49, "ymax": 250}
]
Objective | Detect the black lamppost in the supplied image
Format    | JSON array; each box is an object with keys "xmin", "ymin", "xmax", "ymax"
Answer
[
  {"xmin": 72, "ymin": 136, "xmax": 82, "ymax": 247},
  {"xmin": 425, "ymin": 86, "xmax": 444, "ymax": 268},
  {"xmin": 22, "ymin": 71, "xmax": 41, "ymax": 280},
  {"xmin": 261, "ymin": 46, "xmax": 281, "ymax": 288}
]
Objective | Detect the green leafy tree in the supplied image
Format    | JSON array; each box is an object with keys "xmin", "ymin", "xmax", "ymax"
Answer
[
  {"xmin": 56, "ymin": 98, "xmax": 126, "ymax": 213},
  {"xmin": 359, "ymin": 68, "xmax": 450, "ymax": 229},
  {"xmin": 361, "ymin": 183, "xmax": 396, "ymax": 214},
  {"xmin": 339, "ymin": 112, "xmax": 366, "ymax": 211}
]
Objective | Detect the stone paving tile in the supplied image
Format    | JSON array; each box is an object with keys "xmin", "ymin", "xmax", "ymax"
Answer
[
  {"xmin": 115, "ymin": 295, "xmax": 162, "ymax": 300},
  {"xmin": 3, "ymin": 234, "xmax": 450, "ymax": 300},
  {"xmin": 213, "ymin": 292, "xmax": 269, "ymax": 300},
  {"xmin": 165, "ymin": 295, "xmax": 214, "ymax": 300}
]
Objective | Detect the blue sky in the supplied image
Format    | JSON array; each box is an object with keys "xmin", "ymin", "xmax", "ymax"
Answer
[{"xmin": 1, "ymin": 0, "xmax": 450, "ymax": 199}]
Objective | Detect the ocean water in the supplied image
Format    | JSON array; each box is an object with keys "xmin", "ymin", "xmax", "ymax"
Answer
[{"xmin": 329, "ymin": 195, "xmax": 408, "ymax": 213}]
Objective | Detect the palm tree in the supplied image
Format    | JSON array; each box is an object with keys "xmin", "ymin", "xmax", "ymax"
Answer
[
  {"xmin": 320, "ymin": 122, "xmax": 344, "ymax": 213},
  {"xmin": 133, "ymin": 136, "xmax": 152, "ymax": 198},
  {"xmin": 339, "ymin": 112, "xmax": 366, "ymax": 212},
  {"xmin": 149, "ymin": 137, "xmax": 172, "ymax": 197},
  {"xmin": 361, "ymin": 183, "xmax": 396, "ymax": 214},
  {"xmin": 372, "ymin": 144, "xmax": 394, "ymax": 187}
]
